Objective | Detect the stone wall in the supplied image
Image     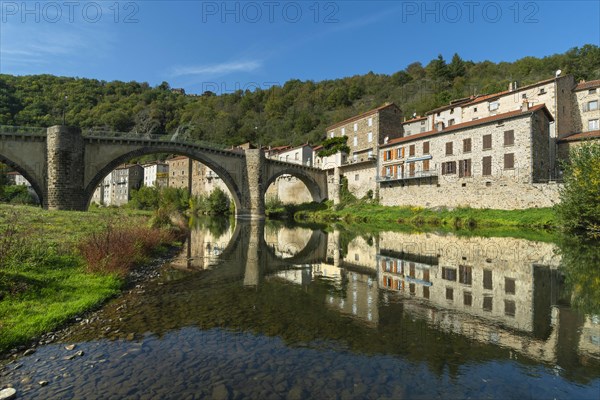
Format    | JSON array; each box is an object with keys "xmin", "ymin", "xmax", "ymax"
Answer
[
  {"xmin": 340, "ymin": 161, "xmax": 377, "ymax": 200},
  {"xmin": 46, "ymin": 126, "xmax": 86, "ymax": 210},
  {"xmin": 265, "ymin": 176, "xmax": 312, "ymax": 204}
]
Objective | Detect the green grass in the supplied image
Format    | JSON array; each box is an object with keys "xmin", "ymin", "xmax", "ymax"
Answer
[
  {"xmin": 294, "ymin": 203, "xmax": 558, "ymax": 236},
  {"xmin": 0, "ymin": 205, "xmax": 160, "ymax": 354}
]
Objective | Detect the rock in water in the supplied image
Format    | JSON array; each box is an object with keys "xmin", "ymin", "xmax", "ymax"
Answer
[{"xmin": 0, "ymin": 388, "xmax": 17, "ymax": 400}]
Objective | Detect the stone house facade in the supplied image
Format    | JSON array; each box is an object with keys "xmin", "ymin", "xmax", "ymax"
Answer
[
  {"xmin": 571, "ymin": 79, "xmax": 600, "ymax": 134},
  {"xmin": 143, "ymin": 162, "xmax": 169, "ymax": 188},
  {"xmin": 377, "ymin": 105, "xmax": 559, "ymax": 209},
  {"xmin": 93, "ymin": 164, "xmax": 143, "ymax": 206}
]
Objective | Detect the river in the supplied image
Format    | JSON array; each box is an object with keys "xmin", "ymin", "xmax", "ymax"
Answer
[{"xmin": 1, "ymin": 218, "xmax": 599, "ymax": 399}]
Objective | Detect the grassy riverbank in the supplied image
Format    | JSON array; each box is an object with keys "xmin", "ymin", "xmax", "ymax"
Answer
[
  {"xmin": 290, "ymin": 202, "xmax": 557, "ymax": 231},
  {"xmin": 0, "ymin": 205, "xmax": 181, "ymax": 354}
]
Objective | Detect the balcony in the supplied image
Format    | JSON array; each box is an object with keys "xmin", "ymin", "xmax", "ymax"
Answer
[{"xmin": 377, "ymin": 170, "xmax": 438, "ymax": 183}]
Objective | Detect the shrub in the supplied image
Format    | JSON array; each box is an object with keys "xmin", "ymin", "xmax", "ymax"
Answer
[
  {"xmin": 77, "ymin": 220, "xmax": 175, "ymax": 276},
  {"xmin": 555, "ymin": 142, "xmax": 600, "ymax": 238}
]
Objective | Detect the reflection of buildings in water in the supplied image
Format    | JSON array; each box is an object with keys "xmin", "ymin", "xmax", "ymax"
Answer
[
  {"xmin": 271, "ymin": 262, "xmax": 379, "ymax": 325},
  {"xmin": 265, "ymin": 226, "xmax": 313, "ymax": 259},
  {"xmin": 375, "ymin": 231, "xmax": 600, "ymax": 364},
  {"xmin": 171, "ymin": 223, "xmax": 234, "ymax": 270},
  {"xmin": 579, "ymin": 315, "xmax": 600, "ymax": 360},
  {"xmin": 343, "ymin": 236, "xmax": 378, "ymax": 271},
  {"xmin": 326, "ymin": 269, "xmax": 379, "ymax": 325}
]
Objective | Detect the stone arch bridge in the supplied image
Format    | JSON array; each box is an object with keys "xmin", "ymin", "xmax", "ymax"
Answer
[{"xmin": 0, "ymin": 126, "xmax": 328, "ymax": 219}]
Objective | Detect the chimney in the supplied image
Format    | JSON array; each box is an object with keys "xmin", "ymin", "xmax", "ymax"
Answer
[
  {"xmin": 521, "ymin": 99, "xmax": 530, "ymax": 111},
  {"xmin": 509, "ymin": 82, "xmax": 513, "ymax": 92}
]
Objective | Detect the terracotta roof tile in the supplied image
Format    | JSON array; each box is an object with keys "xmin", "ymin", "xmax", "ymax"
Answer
[
  {"xmin": 575, "ymin": 80, "xmax": 600, "ymax": 91},
  {"xmin": 381, "ymin": 105, "xmax": 553, "ymax": 148},
  {"xmin": 326, "ymin": 103, "xmax": 400, "ymax": 130},
  {"xmin": 558, "ymin": 130, "xmax": 600, "ymax": 142}
]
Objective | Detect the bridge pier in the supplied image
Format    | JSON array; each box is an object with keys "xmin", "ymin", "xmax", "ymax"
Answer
[
  {"xmin": 46, "ymin": 126, "xmax": 87, "ymax": 210},
  {"xmin": 238, "ymin": 149, "xmax": 266, "ymax": 220}
]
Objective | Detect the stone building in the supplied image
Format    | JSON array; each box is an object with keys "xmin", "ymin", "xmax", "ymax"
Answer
[
  {"xmin": 6, "ymin": 171, "xmax": 31, "ymax": 187},
  {"xmin": 325, "ymin": 103, "xmax": 403, "ymax": 199},
  {"xmin": 93, "ymin": 164, "xmax": 143, "ymax": 206},
  {"xmin": 378, "ymin": 104, "xmax": 559, "ymax": 209},
  {"xmin": 143, "ymin": 162, "xmax": 169, "ymax": 188},
  {"xmin": 571, "ymin": 79, "xmax": 600, "ymax": 134}
]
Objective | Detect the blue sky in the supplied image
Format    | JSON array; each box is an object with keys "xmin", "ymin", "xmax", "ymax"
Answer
[{"xmin": 1, "ymin": 1, "xmax": 599, "ymax": 94}]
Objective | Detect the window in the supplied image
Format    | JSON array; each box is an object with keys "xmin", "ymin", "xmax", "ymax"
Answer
[
  {"xmin": 522, "ymin": 93, "xmax": 528, "ymax": 99},
  {"xmin": 367, "ymin": 132, "xmax": 373, "ymax": 142},
  {"xmin": 539, "ymin": 89, "xmax": 546, "ymax": 95},
  {"xmin": 505, "ymin": 278, "xmax": 516, "ymax": 294},
  {"xmin": 341, "ymin": 127, "xmax": 346, "ymax": 136},
  {"xmin": 368, "ymin": 117, "xmax": 373, "ymax": 127},
  {"xmin": 383, "ymin": 150, "xmax": 391, "ymax": 161},
  {"xmin": 423, "ymin": 286, "xmax": 430, "ymax": 299},
  {"xmin": 463, "ymin": 138, "xmax": 472, "ymax": 153},
  {"xmin": 489, "ymin": 101, "xmax": 499, "ymax": 111},
  {"xmin": 355, "ymin": 174, "xmax": 359, "ymax": 181},
  {"xmin": 459, "ymin": 159, "xmax": 472, "ymax": 178},
  {"xmin": 423, "ymin": 141, "xmax": 430, "ymax": 154},
  {"xmin": 442, "ymin": 161, "xmax": 457, "ymax": 175},
  {"xmin": 446, "ymin": 142, "xmax": 453, "ymax": 155},
  {"xmin": 589, "ymin": 119, "xmax": 599, "ymax": 131},
  {"xmin": 353, "ymin": 154, "xmax": 358, "ymax": 162},
  {"xmin": 464, "ymin": 292, "xmax": 472, "ymax": 306},
  {"xmin": 353, "ymin": 137, "xmax": 358, "ymax": 147},
  {"xmin": 396, "ymin": 148, "xmax": 402, "ymax": 158},
  {"xmin": 482, "ymin": 156, "xmax": 492, "ymax": 176},
  {"xmin": 409, "ymin": 162, "xmax": 415, "ymax": 177},
  {"xmin": 474, "ymin": 107, "xmax": 478, "ymax": 112},
  {"xmin": 450, "ymin": 108, "xmax": 454, "ymax": 114},
  {"xmin": 409, "ymin": 144, "xmax": 416, "ymax": 156},
  {"xmin": 589, "ymin": 89, "xmax": 597, "ymax": 95},
  {"xmin": 295, "ymin": 153, "xmax": 299, "ymax": 160},
  {"xmin": 483, "ymin": 296, "xmax": 493, "ymax": 312},
  {"xmin": 483, "ymin": 134, "xmax": 492, "ymax": 150},
  {"xmin": 504, "ymin": 153, "xmax": 515, "ymax": 169},
  {"xmin": 423, "ymin": 159, "xmax": 430, "ymax": 171},
  {"xmin": 353, "ymin": 123, "xmax": 358, "ymax": 132},
  {"xmin": 483, "ymin": 269, "xmax": 493, "ymax": 290},
  {"xmin": 504, "ymin": 130, "xmax": 514, "ymax": 146},
  {"xmin": 588, "ymin": 100, "xmax": 599, "ymax": 111},
  {"xmin": 459, "ymin": 265, "xmax": 472, "ymax": 285},
  {"xmin": 505, "ymin": 300, "xmax": 516, "ymax": 317},
  {"xmin": 446, "ymin": 287, "xmax": 454, "ymax": 301},
  {"xmin": 442, "ymin": 267, "xmax": 457, "ymax": 281},
  {"xmin": 448, "ymin": 119, "xmax": 455, "ymax": 126}
]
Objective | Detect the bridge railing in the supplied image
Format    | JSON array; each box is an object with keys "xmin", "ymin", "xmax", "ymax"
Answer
[
  {"xmin": 0, "ymin": 125, "xmax": 47, "ymax": 136},
  {"xmin": 82, "ymin": 129, "xmax": 229, "ymax": 150}
]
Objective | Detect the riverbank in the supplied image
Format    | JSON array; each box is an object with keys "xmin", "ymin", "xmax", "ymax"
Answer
[
  {"xmin": 0, "ymin": 205, "xmax": 182, "ymax": 355},
  {"xmin": 291, "ymin": 202, "xmax": 557, "ymax": 231}
]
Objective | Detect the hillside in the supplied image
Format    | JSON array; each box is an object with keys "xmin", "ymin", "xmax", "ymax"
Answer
[{"xmin": 1, "ymin": 45, "xmax": 599, "ymax": 148}]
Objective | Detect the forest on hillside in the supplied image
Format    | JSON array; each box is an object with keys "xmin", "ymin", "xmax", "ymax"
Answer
[{"xmin": 1, "ymin": 45, "xmax": 599, "ymax": 148}]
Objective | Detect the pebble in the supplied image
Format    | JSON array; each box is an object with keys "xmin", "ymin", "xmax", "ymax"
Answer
[
  {"xmin": 39, "ymin": 380, "xmax": 49, "ymax": 387},
  {"xmin": 65, "ymin": 344, "xmax": 76, "ymax": 351},
  {"xmin": 212, "ymin": 383, "xmax": 230, "ymax": 400},
  {"xmin": 0, "ymin": 388, "xmax": 17, "ymax": 400},
  {"xmin": 23, "ymin": 349, "xmax": 36, "ymax": 356}
]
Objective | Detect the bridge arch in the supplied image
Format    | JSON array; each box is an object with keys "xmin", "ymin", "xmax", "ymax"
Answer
[
  {"xmin": 0, "ymin": 153, "xmax": 44, "ymax": 206},
  {"xmin": 83, "ymin": 145, "xmax": 243, "ymax": 212},
  {"xmin": 263, "ymin": 167, "xmax": 325, "ymax": 204}
]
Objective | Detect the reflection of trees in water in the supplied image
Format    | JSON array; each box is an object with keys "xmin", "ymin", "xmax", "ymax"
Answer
[
  {"xmin": 557, "ymin": 235, "xmax": 600, "ymax": 316},
  {"xmin": 190, "ymin": 215, "xmax": 231, "ymax": 239}
]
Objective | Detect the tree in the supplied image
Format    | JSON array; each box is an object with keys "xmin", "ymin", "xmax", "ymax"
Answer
[
  {"xmin": 426, "ymin": 54, "xmax": 450, "ymax": 81},
  {"xmin": 448, "ymin": 53, "xmax": 466, "ymax": 79},
  {"xmin": 555, "ymin": 142, "xmax": 600, "ymax": 238}
]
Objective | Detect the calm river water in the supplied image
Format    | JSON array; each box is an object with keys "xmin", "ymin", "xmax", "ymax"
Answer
[{"xmin": 1, "ymin": 218, "xmax": 599, "ymax": 399}]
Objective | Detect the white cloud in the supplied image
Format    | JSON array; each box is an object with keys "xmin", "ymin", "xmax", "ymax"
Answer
[{"xmin": 170, "ymin": 60, "xmax": 262, "ymax": 78}]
